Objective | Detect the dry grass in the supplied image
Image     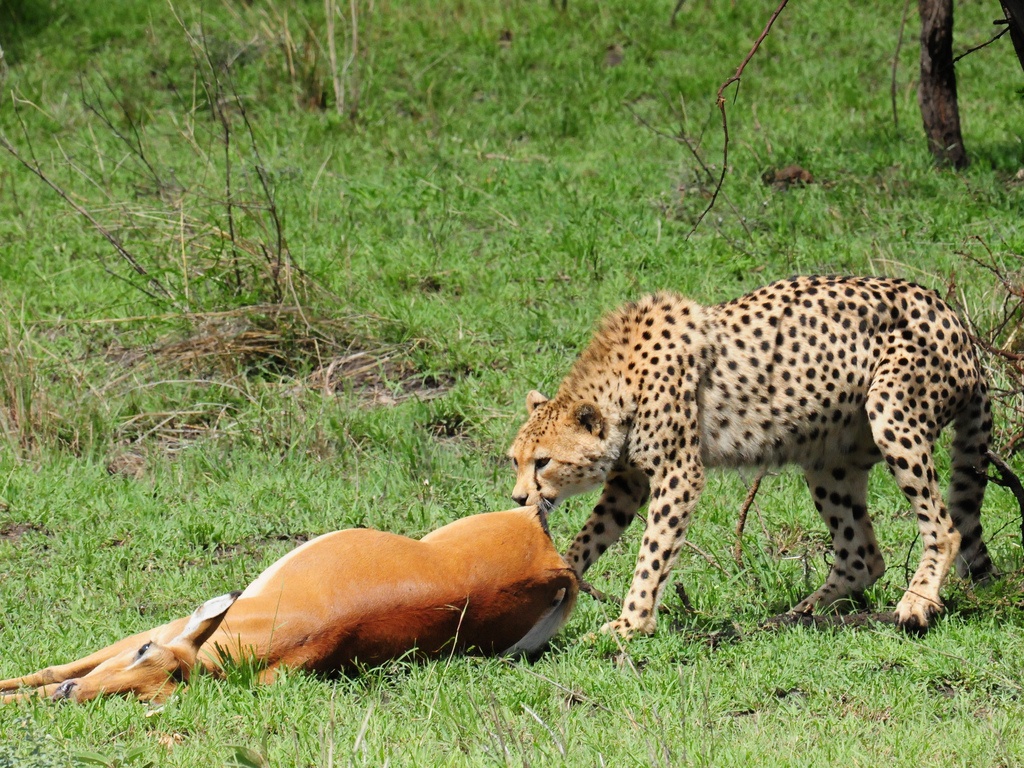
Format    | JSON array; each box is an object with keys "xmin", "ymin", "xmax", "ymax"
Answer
[
  {"xmin": 0, "ymin": 8, "xmax": 416, "ymax": 461},
  {"xmin": 947, "ymin": 243, "xmax": 1024, "ymax": 455},
  {"xmin": 0, "ymin": 307, "xmax": 43, "ymax": 457}
]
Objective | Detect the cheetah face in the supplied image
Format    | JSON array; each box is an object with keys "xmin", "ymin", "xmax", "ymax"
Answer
[{"xmin": 508, "ymin": 391, "xmax": 616, "ymax": 513}]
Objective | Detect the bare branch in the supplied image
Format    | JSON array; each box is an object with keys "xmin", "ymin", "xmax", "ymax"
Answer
[
  {"xmin": 670, "ymin": 0, "xmax": 686, "ymax": 27},
  {"xmin": 733, "ymin": 470, "xmax": 765, "ymax": 568},
  {"xmin": 627, "ymin": 99, "xmax": 719, "ymax": 191},
  {"xmin": 0, "ymin": 128, "xmax": 173, "ymax": 303},
  {"xmin": 79, "ymin": 74, "xmax": 165, "ymax": 191},
  {"xmin": 684, "ymin": 539, "xmax": 729, "ymax": 576},
  {"xmin": 580, "ymin": 580, "xmax": 622, "ymax": 607},
  {"xmin": 952, "ymin": 26, "xmax": 1009, "ymax": 64},
  {"xmin": 687, "ymin": 0, "xmax": 790, "ymax": 239},
  {"xmin": 985, "ymin": 450, "xmax": 1024, "ymax": 550},
  {"xmin": 972, "ymin": 334, "xmax": 1024, "ymax": 363},
  {"xmin": 891, "ymin": 0, "xmax": 914, "ymax": 130}
]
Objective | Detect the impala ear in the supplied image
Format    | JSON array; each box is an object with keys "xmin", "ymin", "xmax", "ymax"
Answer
[
  {"xmin": 572, "ymin": 402, "xmax": 604, "ymax": 437},
  {"xmin": 526, "ymin": 390, "xmax": 549, "ymax": 414},
  {"xmin": 171, "ymin": 592, "xmax": 240, "ymax": 652}
]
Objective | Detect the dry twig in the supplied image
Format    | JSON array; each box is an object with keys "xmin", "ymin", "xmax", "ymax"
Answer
[
  {"xmin": 0, "ymin": 131, "xmax": 173, "ymax": 304},
  {"xmin": 733, "ymin": 470, "xmax": 765, "ymax": 568},
  {"xmin": 670, "ymin": 0, "xmax": 686, "ymax": 28},
  {"xmin": 948, "ymin": 243, "xmax": 1024, "ymax": 453},
  {"xmin": 952, "ymin": 26, "xmax": 1010, "ymax": 64},
  {"xmin": 0, "ymin": 13, "xmax": 418, "ymax": 458},
  {"xmin": 684, "ymin": 539, "xmax": 729, "ymax": 576},
  {"xmin": 579, "ymin": 580, "xmax": 621, "ymax": 607},
  {"xmin": 688, "ymin": 0, "xmax": 790, "ymax": 238},
  {"xmin": 891, "ymin": 0, "xmax": 913, "ymax": 130},
  {"xmin": 985, "ymin": 450, "xmax": 1024, "ymax": 550}
]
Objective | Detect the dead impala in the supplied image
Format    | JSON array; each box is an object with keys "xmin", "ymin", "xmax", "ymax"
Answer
[{"xmin": 0, "ymin": 506, "xmax": 577, "ymax": 704}]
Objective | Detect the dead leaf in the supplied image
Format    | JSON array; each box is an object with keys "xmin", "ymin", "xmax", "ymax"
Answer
[
  {"xmin": 157, "ymin": 732, "xmax": 185, "ymax": 748},
  {"xmin": 762, "ymin": 164, "xmax": 814, "ymax": 189}
]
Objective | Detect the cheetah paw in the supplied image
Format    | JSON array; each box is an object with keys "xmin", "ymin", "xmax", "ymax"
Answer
[
  {"xmin": 600, "ymin": 615, "xmax": 657, "ymax": 638},
  {"xmin": 894, "ymin": 593, "xmax": 941, "ymax": 633},
  {"xmin": 600, "ymin": 618, "xmax": 638, "ymax": 639},
  {"xmin": 788, "ymin": 599, "xmax": 817, "ymax": 616}
]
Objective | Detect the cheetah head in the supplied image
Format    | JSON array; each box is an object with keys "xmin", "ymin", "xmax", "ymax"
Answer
[{"xmin": 508, "ymin": 390, "xmax": 619, "ymax": 514}]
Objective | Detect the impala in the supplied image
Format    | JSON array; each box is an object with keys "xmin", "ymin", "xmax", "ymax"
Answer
[{"xmin": 0, "ymin": 506, "xmax": 577, "ymax": 703}]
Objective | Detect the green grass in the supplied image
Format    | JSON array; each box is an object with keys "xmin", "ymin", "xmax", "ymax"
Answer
[{"xmin": 2, "ymin": 0, "xmax": 1024, "ymax": 764}]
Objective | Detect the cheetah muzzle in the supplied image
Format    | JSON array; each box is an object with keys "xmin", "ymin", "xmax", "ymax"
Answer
[{"xmin": 508, "ymin": 275, "xmax": 995, "ymax": 638}]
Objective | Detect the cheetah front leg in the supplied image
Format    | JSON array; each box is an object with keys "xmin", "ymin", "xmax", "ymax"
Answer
[
  {"xmin": 602, "ymin": 457, "xmax": 705, "ymax": 637},
  {"xmin": 565, "ymin": 468, "xmax": 650, "ymax": 577},
  {"xmin": 791, "ymin": 466, "xmax": 885, "ymax": 615}
]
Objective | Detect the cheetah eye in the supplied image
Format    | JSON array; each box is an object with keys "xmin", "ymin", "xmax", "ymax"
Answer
[
  {"xmin": 534, "ymin": 457, "xmax": 550, "ymax": 470},
  {"xmin": 511, "ymin": 458, "xmax": 518, "ymax": 470}
]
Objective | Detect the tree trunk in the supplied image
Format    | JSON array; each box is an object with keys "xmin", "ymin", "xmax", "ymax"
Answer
[
  {"xmin": 918, "ymin": 0, "xmax": 968, "ymax": 168},
  {"xmin": 1003, "ymin": 0, "xmax": 1024, "ymax": 73}
]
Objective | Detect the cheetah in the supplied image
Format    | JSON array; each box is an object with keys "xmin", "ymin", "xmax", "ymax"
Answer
[{"xmin": 508, "ymin": 275, "xmax": 994, "ymax": 637}]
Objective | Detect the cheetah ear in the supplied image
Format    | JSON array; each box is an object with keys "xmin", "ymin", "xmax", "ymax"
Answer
[
  {"xmin": 572, "ymin": 402, "xmax": 604, "ymax": 438},
  {"xmin": 526, "ymin": 390, "xmax": 549, "ymax": 414}
]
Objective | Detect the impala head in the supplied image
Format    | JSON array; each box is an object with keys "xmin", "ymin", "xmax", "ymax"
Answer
[
  {"xmin": 52, "ymin": 592, "xmax": 239, "ymax": 704},
  {"xmin": 508, "ymin": 390, "xmax": 617, "ymax": 513}
]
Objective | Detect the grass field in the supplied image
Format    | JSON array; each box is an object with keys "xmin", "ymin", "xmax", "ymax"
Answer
[{"xmin": 2, "ymin": 0, "xmax": 1024, "ymax": 764}]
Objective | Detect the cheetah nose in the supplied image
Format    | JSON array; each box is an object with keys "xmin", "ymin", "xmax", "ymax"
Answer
[{"xmin": 512, "ymin": 494, "xmax": 528, "ymax": 506}]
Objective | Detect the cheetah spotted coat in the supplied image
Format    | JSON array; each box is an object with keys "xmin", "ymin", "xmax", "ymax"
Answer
[{"xmin": 509, "ymin": 275, "xmax": 993, "ymax": 636}]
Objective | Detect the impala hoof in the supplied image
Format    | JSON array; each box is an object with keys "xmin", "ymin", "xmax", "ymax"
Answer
[{"xmin": 52, "ymin": 680, "xmax": 77, "ymax": 701}]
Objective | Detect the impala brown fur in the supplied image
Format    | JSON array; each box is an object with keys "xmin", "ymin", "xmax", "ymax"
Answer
[{"xmin": 1, "ymin": 507, "xmax": 577, "ymax": 703}]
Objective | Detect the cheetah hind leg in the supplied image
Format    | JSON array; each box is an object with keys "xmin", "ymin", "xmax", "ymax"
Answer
[
  {"xmin": 790, "ymin": 466, "xmax": 885, "ymax": 615},
  {"xmin": 948, "ymin": 385, "xmax": 996, "ymax": 582}
]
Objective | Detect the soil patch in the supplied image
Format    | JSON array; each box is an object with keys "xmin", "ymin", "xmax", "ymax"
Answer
[{"xmin": 0, "ymin": 522, "xmax": 49, "ymax": 542}]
